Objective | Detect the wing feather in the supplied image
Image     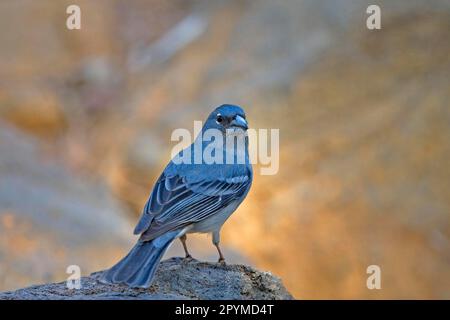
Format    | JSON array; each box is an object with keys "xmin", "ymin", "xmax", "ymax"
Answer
[{"xmin": 134, "ymin": 168, "xmax": 251, "ymax": 240}]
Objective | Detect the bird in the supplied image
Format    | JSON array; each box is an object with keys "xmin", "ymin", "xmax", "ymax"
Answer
[{"xmin": 100, "ymin": 104, "xmax": 253, "ymax": 288}]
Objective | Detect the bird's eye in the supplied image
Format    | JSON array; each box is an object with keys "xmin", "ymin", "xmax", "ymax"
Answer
[{"xmin": 216, "ymin": 115, "xmax": 223, "ymax": 124}]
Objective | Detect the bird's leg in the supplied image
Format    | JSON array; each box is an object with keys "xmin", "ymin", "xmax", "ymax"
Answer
[
  {"xmin": 215, "ymin": 244, "xmax": 225, "ymax": 264},
  {"xmin": 212, "ymin": 230, "xmax": 225, "ymax": 264},
  {"xmin": 179, "ymin": 234, "xmax": 192, "ymax": 259}
]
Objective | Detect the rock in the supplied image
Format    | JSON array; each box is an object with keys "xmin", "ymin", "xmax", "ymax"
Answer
[{"xmin": 0, "ymin": 258, "xmax": 293, "ymax": 300}]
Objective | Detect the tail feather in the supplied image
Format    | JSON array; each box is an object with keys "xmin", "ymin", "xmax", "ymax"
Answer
[{"xmin": 101, "ymin": 230, "xmax": 180, "ymax": 288}]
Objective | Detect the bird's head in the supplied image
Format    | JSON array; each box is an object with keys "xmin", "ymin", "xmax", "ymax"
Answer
[{"xmin": 203, "ymin": 104, "xmax": 248, "ymax": 134}]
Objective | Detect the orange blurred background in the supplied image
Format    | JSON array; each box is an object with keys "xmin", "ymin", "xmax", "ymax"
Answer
[{"xmin": 0, "ymin": 0, "xmax": 449, "ymax": 298}]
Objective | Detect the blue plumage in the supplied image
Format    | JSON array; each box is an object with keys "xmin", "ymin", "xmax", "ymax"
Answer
[{"xmin": 101, "ymin": 104, "xmax": 253, "ymax": 288}]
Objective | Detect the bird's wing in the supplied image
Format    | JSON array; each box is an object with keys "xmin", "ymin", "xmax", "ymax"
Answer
[{"xmin": 134, "ymin": 169, "xmax": 251, "ymax": 241}]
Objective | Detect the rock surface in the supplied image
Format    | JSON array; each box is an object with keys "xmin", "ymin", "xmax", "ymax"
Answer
[{"xmin": 0, "ymin": 258, "xmax": 293, "ymax": 300}]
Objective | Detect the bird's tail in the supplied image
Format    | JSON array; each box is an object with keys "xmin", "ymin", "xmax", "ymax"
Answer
[{"xmin": 100, "ymin": 230, "xmax": 180, "ymax": 288}]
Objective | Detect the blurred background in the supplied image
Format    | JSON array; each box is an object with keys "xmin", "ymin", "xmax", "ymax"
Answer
[{"xmin": 0, "ymin": 0, "xmax": 449, "ymax": 299}]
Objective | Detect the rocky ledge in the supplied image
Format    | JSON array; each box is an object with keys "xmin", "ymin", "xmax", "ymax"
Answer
[{"xmin": 0, "ymin": 258, "xmax": 293, "ymax": 300}]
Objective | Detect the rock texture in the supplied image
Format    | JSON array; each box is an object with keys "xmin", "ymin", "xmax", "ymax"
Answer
[{"xmin": 0, "ymin": 258, "xmax": 293, "ymax": 300}]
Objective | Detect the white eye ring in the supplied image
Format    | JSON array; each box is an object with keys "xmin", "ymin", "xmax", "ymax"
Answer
[{"xmin": 216, "ymin": 114, "xmax": 224, "ymax": 124}]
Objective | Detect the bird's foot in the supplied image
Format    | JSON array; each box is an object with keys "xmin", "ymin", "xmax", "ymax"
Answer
[
  {"xmin": 218, "ymin": 258, "xmax": 226, "ymax": 265},
  {"xmin": 184, "ymin": 254, "xmax": 193, "ymax": 260}
]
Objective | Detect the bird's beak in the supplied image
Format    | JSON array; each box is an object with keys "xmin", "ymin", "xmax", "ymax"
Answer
[{"xmin": 230, "ymin": 115, "xmax": 248, "ymax": 130}]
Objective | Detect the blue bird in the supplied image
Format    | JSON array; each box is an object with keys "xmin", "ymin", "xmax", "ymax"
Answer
[{"xmin": 101, "ymin": 104, "xmax": 253, "ymax": 288}]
